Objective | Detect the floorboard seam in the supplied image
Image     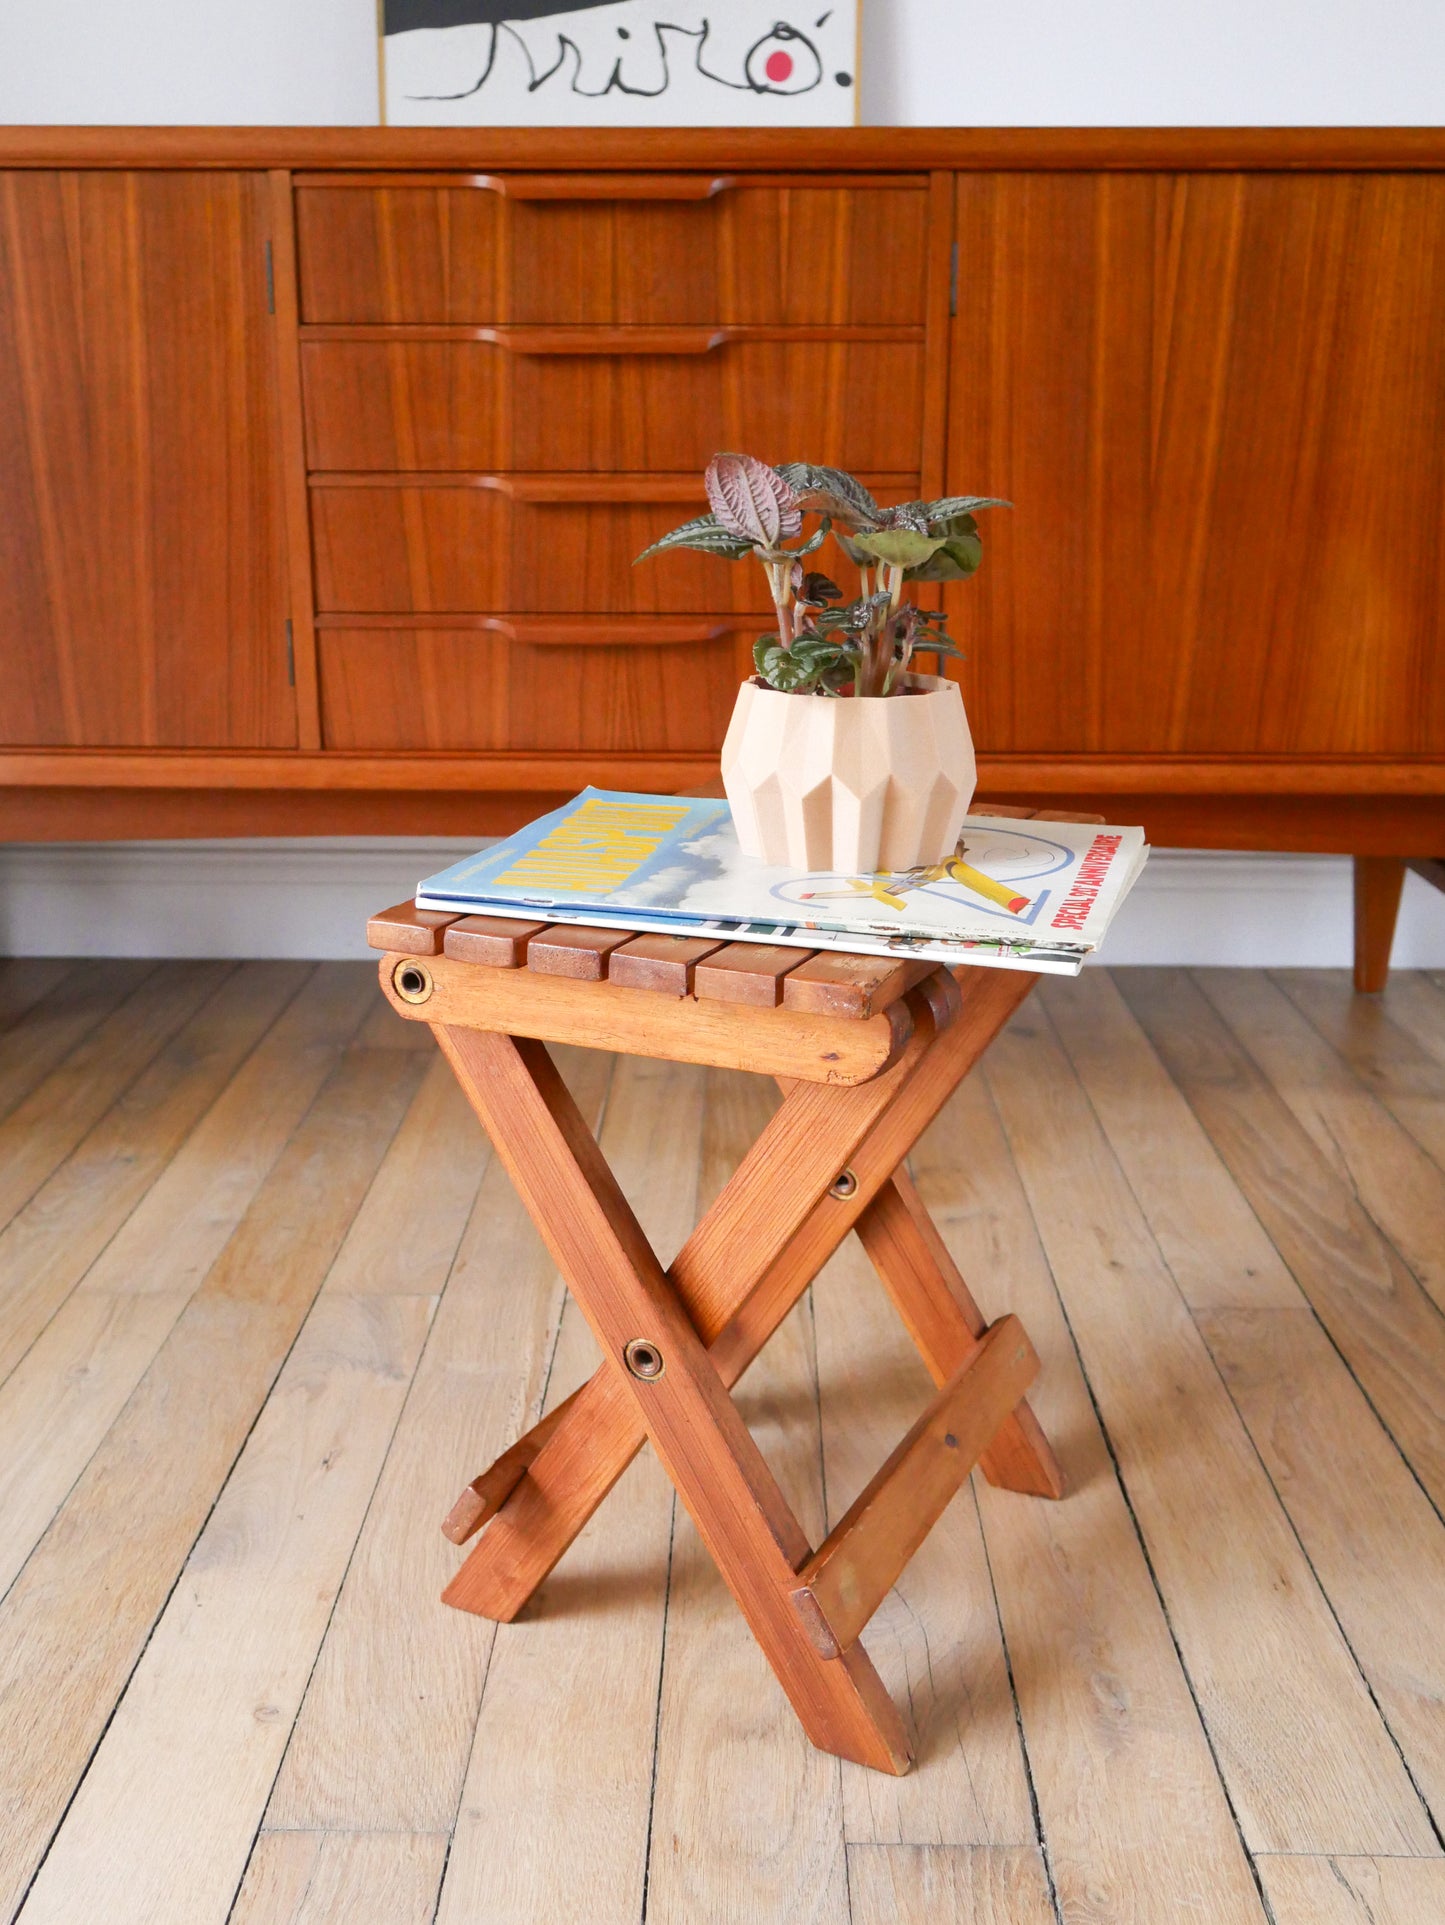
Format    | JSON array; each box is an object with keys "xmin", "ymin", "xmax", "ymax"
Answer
[
  {"xmin": 6, "ymin": 1034, "xmax": 424, "ymax": 1925},
  {"xmin": 230, "ymin": 1291, "xmax": 445, "ymax": 1920},
  {"xmin": 980, "ymin": 1056, "xmax": 1275, "ymax": 1923},
  {"xmin": 1190, "ymin": 968, "xmax": 1445, "ymax": 1332},
  {"xmin": 968, "ymin": 1478, "xmax": 1064, "ymax": 1925},
  {"xmin": 0, "ymin": 961, "xmax": 236, "ymax": 1243},
  {"xmin": 1048, "ymin": 990, "xmax": 1445, "ymax": 1849},
  {"xmin": 638, "ymin": 1493, "xmax": 679, "ymax": 1925},
  {"xmin": 1113, "ymin": 970, "xmax": 1445, "ymax": 1537},
  {"xmin": 0, "ymin": 961, "xmax": 319, "ymax": 1405},
  {"xmin": 428, "ymin": 1052, "xmax": 621, "ymax": 1925},
  {"xmin": 1268, "ymin": 970, "xmax": 1445, "ymax": 1185},
  {"xmin": 803, "ymin": 1280, "xmax": 852, "ymax": 1920},
  {"xmin": 0, "ymin": 959, "xmax": 161, "ymax": 1134}
]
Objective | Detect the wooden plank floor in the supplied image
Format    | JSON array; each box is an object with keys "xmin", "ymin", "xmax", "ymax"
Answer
[{"xmin": 0, "ymin": 957, "xmax": 1442, "ymax": 1925}]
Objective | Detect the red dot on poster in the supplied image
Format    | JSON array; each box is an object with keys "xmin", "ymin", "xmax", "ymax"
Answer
[{"xmin": 765, "ymin": 49, "xmax": 794, "ymax": 82}]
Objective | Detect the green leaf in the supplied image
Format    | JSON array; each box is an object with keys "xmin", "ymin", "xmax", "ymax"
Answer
[
  {"xmin": 756, "ymin": 646, "xmax": 815, "ymax": 693},
  {"xmin": 634, "ymin": 512, "xmax": 753, "ymax": 565},
  {"xmin": 850, "ymin": 528, "xmax": 947, "ymax": 569},
  {"xmin": 705, "ymin": 453, "xmax": 802, "ymax": 548},
  {"xmin": 834, "ymin": 529, "xmax": 875, "ymax": 568},
  {"xmin": 755, "ymin": 631, "xmax": 851, "ymax": 695},
  {"xmin": 935, "ymin": 511, "xmax": 978, "ymax": 538},
  {"xmin": 904, "ymin": 532, "xmax": 983, "ymax": 581}
]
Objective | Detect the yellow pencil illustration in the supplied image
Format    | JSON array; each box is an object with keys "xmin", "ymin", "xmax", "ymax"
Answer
[
  {"xmin": 800, "ymin": 876, "xmax": 911, "ymax": 912},
  {"xmin": 800, "ymin": 857, "xmax": 1032, "ymax": 918},
  {"xmin": 930, "ymin": 856, "xmax": 1032, "ymax": 914}
]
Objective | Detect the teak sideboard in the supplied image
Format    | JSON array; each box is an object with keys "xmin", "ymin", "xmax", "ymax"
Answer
[{"xmin": 2, "ymin": 128, "xmax": 1444, "ymax": 981}]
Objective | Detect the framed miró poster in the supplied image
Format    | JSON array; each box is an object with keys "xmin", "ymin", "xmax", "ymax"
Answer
[{"xmin": 381, "ymin": 2, "xmax": 861, "ymax": 126}]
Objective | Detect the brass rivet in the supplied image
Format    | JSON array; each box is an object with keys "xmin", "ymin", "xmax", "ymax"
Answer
[
  {"xmin": 624, "ymin": 1338, "xmax": 665, "ymax": 1381},
  {"xmin": 829, "ymin": 1168, "xmax": 858, "ymax": 1201},
  {"xmin": 393, "ymin": 958, "xmax": 434, "ymax": 1005},
  {"xmin": 944, "ymin": 1432, "xmax": 959, "ymax": 1449}
]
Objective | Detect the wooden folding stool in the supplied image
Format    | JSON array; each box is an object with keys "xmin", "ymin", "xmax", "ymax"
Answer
[{"xmin": 368, "ymin": 891, "xmax": 1065, "ymax": 1775}]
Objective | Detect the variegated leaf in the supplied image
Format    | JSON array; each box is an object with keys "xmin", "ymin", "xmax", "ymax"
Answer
[
  {"xmin": 634, "ymin": 512, "xmax": 753, "ymax": 565},
  {"xmin": 704, "ymin": 453, "xmax": 802, "ymax": 547}
]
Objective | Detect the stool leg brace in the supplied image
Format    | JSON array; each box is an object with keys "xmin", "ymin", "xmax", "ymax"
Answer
[{"xmin": 432, "ymin": 968, "xmax": 1063, "ymax": 1775}]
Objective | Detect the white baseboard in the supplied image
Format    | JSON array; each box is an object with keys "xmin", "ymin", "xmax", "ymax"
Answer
[{"xmin": 1, "ymin": 839, "xmax": 1444, "ymax": 968}]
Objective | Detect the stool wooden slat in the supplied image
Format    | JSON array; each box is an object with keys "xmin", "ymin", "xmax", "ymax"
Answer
[
  {"xmin": 607, "ymin": 933, "xmax": 727, "ymax": 995},
  {"xmin": 443, "ymin": 915, "xmax": 547, "ymax": 966},
  {"xmin": 366, "ymin": 899, "xmax": 460, "ymax": 956},
  {"xmin": 781, "ymin": 951, "xmax": 941, "ymax": 1019},
  {"xmin": 371, "ymin": 804, "xmax": 1095, "ymax": 1772},
  {"xmin": 525, "ymin": 924, "xmax": 632, "ymax": 980},
  {"xmin": 693, "ymin": 942, "xmax": 809, "ymax": 1006}
]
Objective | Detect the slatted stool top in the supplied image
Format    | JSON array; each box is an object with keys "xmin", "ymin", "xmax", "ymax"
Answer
[{"xmin": 367, "ymin": 900, "xmax": 955, "ymax": 1087}]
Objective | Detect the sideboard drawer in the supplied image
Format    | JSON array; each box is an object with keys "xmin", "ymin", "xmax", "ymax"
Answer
[
  {"xmin": 296, "ymin": 178, "xmax": 930, "ymax": 326},
  {"xmin": 311, "ymin": 479, "xmax": 917, "ymax": 616},
  {"xmin": 318, "ymin": 621, "xmax": 748, "ymax": 752},
  {"xmin": 311, "ymin": 483, "xmax": 772, "ymax": 614},
  {"xmin": 301, "ymin": 337, "xmax": 926, "ymax": 474}
]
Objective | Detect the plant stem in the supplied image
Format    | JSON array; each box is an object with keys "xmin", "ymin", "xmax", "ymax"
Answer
[{"xmin": 766, "ymin": 559, "xmax": 791, "ymax": 651}]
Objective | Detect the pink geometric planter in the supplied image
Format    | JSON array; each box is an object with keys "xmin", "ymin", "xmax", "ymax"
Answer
[{"xmin": 721, "ymin": 674, "xmax": 977, "ymax": 873}]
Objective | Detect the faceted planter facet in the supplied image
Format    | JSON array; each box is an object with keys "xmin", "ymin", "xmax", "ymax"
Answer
[{"xmin": 721, "ymin": 674, "xmax": 976, "ymax": 873}]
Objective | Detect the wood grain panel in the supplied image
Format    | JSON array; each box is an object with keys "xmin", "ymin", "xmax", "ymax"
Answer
[
  {"xmin": 310, "ymin": 485, "xmax": 734, "ymax": 614},
  {"xmin": 0, "ymin": 170, "xmax": 294, "ymax": 748},
  {"xmin": 318, "ymin": 627, "xmax": 744, "ymax": 752},
  {"xmin": 310, "ymin": 480, "xmax": 918, "ymax": 616},
  {"xmin": 296, "ymin": 181, "xmax": 928, "ymax": 326},
  {"xmin": 4, "ymin": 128, "xmax": 1445, "ymax": 171},
  {"xmin": 950, "ymin": 172, "xmax": 1445, "ymax": 758},
  {"xmin": 300, "ymin": 338, "xmax": 925, "ymax": 474}
]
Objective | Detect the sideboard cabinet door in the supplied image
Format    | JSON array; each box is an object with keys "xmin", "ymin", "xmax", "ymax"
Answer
[
  {"xmin": 949, "ymin": 172, "xmax": 1445, "ymax": 758},
  {"xmin": 0, "ymin": 171, "xmax": 295, "ymax": 748}
]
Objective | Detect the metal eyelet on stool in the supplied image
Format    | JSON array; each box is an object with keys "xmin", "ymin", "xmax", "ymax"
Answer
[
  {"xmin": 624, "ymin": 1338, "xmax": 666, "ymax": 1381},
  {"xmin": 393, "ymin": 958, "xmax": 434, "ymax": 1005},
  {"xmin": 829, "ymin": 1168, "xmax": 859, "ymax": 1200}
]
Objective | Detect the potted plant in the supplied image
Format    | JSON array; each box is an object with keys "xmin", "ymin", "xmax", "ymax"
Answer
[{"xmin": 636, "ymin": 454, "xmax": 1005, "ymax": 872}]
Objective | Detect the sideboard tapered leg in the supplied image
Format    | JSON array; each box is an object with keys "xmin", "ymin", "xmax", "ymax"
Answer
[{"xmin": 1353, "ymin": 856, "xmax": 1407, "ymax": 993}]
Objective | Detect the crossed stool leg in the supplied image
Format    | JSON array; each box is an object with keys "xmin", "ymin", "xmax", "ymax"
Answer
[{"xmin": 430, "ymin": 967, "xmax": 1062, "ymax": 1774}]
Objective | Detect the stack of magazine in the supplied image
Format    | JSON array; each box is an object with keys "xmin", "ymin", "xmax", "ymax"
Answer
[{"xmin": 417, "ymin": 789, "xmax": 1148, "ymax": 979}]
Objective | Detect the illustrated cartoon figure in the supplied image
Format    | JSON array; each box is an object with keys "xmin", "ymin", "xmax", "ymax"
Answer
[{"xmin": 384, "ymin": 1, "xmax": 848, "ymax": 104}]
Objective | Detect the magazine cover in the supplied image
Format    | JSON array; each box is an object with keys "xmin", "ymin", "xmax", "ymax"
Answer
[{"xmin": 416, "ymin": 790, "xmax": 1148, "ymax": 973}]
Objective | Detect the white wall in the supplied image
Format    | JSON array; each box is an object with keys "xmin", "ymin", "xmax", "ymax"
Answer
[
  {"xmin": 2, "ymin": 0, "xmax": 1443, "ymax": 126},
  {"xmin": 0, "ymin": 0, "xmax": 380, "ymax": 126},
  {"xmin": 3, "ymin": 842, "xmax": 1445, "ymax": 968},
  {"xmin": 864, "ymin": 3, "xmax": 1445, "ymax": 126}
]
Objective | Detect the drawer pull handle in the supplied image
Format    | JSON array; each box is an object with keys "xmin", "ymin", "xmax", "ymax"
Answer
[
  {"xmin": 309, "ymin": 472, "xmax": 709, "ymax": 502},
  {"xmin": 314, "ymin": 614, "xmax": 739, "ymax": 647},
  {"xmin": 301, "ymin": 323, "xmax": 921, "ymax": 347},
  {"xmin": 519, "ymin": 619, "xmax": 735, "ymax": 647},
  {"xmin": 491, "ymin": 173, "xmax": 736, "ymax": 202},
  {"xmin": 497, "ymin": 473, "xmax": 708, "ymax": 503},
  {"xmin": 497, "ymin": 326, "xmax": 728, "ymax": 356}
]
